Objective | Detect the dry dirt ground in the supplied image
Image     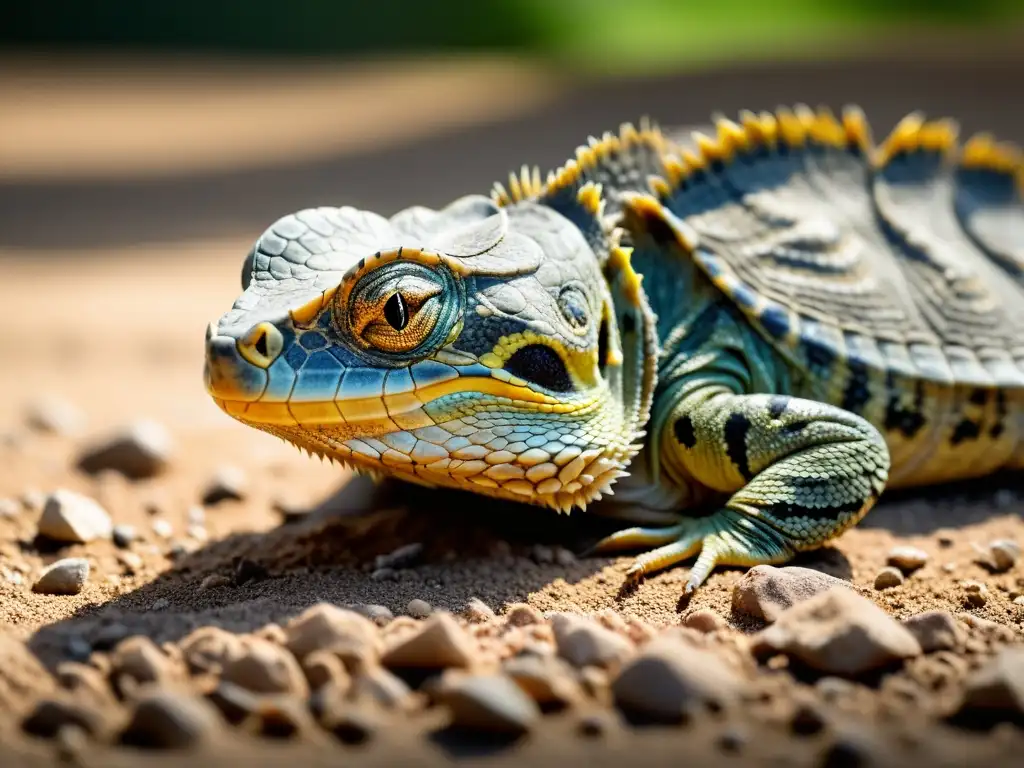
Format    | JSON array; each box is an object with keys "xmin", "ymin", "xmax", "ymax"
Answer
[{"xmin": 1, "ymin": 52, "xmax": 1023, "ymax": 768}]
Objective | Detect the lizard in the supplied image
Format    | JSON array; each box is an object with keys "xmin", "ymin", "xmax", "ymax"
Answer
[{"xmin": 203, "ymin": 104, "xmax": 1024, "ymax": 593}]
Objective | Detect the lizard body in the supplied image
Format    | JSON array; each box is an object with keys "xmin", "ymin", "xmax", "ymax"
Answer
[{"xmin": 204, "ymin": 106, "xmax": 1024, "ymax": 591}]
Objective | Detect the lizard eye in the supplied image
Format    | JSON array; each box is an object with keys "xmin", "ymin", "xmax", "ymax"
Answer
[{"xmin": 342, "ymin": 262, "xmax": 459, "ymax": 358}]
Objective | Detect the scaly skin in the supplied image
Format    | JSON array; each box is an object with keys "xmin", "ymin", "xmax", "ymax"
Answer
[{"xmin": 204, "ymin": 106, "xmax": 1024, "ymax": 593}]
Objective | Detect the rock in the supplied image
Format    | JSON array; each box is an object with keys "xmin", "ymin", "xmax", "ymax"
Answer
[
  {"xmin": 302, "ymin": 651, "xmax": 350, "ymax": 692},
  {"xmin": 151, "ymin": 518, "xmax": 173, "ymax": 539},
  {"xmin": 981, "ymin": 539, "xmax": 1020, "ymax": 573},
  {"xmin": 111, "ymin": 524, "xmax": 136, "ymax": 548},
  {"xmin": 352, "ymin": 604, "xmax": 394, "ymax": 626},
  {"xmin": 374, "ymin": 542, "xmax": 423, "ymax": 570},
  {"xmin": 151, "ymin": 598, "xmax": 169, "ymax": 611},
  {"xmin": 199, "ymin": 574, "xmax": 231, "ymax": 591},
  {"xmin": 221, "ymin": 637, "xmax": 308, "ymax": 697},
  {"xmin": 437, "ymin": 673, "xmax": 540, "ymax": 735},
  {"xmin": 284, "ymin": 603, "xmax": 379, "ymax": 661},
  {"xmin": 953, "ymin": 647, "xmax": 1024, "ymax": 722},
  {"xmin": 887, "ymin": 546, "xmax": 929, "ymax": 574},
  {"xmin": 121, "ymin": 691, "xmax": 219, "ymax": 749},
  {"xmin": 38, "ymin": 490, "xmax": 112, "ymax": 543},
  {"xmin": 248, "ymin": 694, "xmax": 313, "ymax": 740},
  {"xmin": 874, "ymin": 567, "xmax": 904, "ymax": 590},
  {"xmin": 963, "ymin": 581, "xmax": 989, "ymax": 608},
  {"xmin": 33, "ymin": 558, "xmax": 89, "ymax": 595},
  {"xmin": 406, "ymin": 598, "xmax": 432, "ymax": 619},
  {"xmin": 683, "ymin": 609, "xmax": 727, "ymax": 633},
  {"xmin": 370, "ymin": 567, "xmax": 396, "ymax": 582},
  {"xmin": 1014, "ymin": 596, "xmax": 1024, "ymax": 607},
  {"xmin": 552, "ymin": 614, "xmax": 633, "ymax": 669},
  {"xmin": 204, "ymin": 681, "xmax": 260, "ymax": 725},
  {"xmin": 505, "ymin": 603, "xmax": 543, "ymax": 627},
  {"xmin": 503, "ymin": 653, "xmax": 581, "ymax": 707},
  {"xmin": 234, "ymin": 558, "xmax": 269, "ymax": 585},
  {"xmin": 611, "ymin": 637, "xmax": 741, "ymax": 723},
  {"xmin": 93, "ymin": 622, "xmax": 131, "ymax": 651},
  {"xmin": 349, "ymin": 666, "xmax": 414, "ymax": 710},
  {"xmin": 381, "ymin": 612, "xmax": 476, "ymax": 669},
  {"xmin": 322, "ymin": 706, "xmax": 380, "ymax": 745},
  {"xmin": 0, "ymin": 498, "xmax": 19, "ymax": 518},
  {"xmin": 201, "ymin": 465, "xmax": 247, "ymax": 505},
  {"xmin": 25, "ymin": 396, "xmax": 84, "ymax": 436},
  {"xmin": 180, "ymin": 626, "xmax": 245, "ymax": 675},
  {"xmin": 22, "ymin": 696, "xmax": 108, "ymax": 739},
  {"xmin": 530, "ymin": 545, "xmax": 555, "ymax": 564},
  {"xmin": 732, "ymin": 565, "xmax": 853, "ymax": 623},
  {"xmin": 901, "ymin": 611, "xmax": 965, "ymax": 653},
  {"xmin": 464, "ymin": 598, "xmax": 496, "ymax": 623},
  {"xmin": 271, "ymin": 497, "xmax": 309, "ymax": 524},
  {"xmin": 77, "ymin": 420, "xmax": 174, "ymax": 480},
  {"xmin": 750, "ymin": 587, "xmax": 921, "ymax": 676},
  {"xmin": 554, "ymin": 546, "xmax": 577, "ymax": 567},
  {"xmin": 110, "ymin": 636, "xmax": 176, "ymax": 691}
]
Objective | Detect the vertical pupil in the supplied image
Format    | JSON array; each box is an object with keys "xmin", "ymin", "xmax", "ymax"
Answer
[{"xmin": 384, "ymin": 292, "xmax": 408, "ymax": 330}]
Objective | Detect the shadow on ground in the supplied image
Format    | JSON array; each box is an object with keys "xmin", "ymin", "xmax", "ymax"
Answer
[{"xmin": 25, "ymin": 464, "xmax": 1023, "ymax": 670}]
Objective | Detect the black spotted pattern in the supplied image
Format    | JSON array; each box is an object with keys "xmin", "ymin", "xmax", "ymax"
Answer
[
  {"xmin": 674, "ymin": 415, "xmax": 697, "ymax": 448},
  {"xmin": 841, "ymin": 359, "xmax": 872, "ymax": 415},
  {"xmin": 884, "ymin": 374, "xmax": 926, "ymax": 439},
  {"xmin": 503, "ymin": 344, "xmax": 574, "ymax": 393},
  {"xmin": 724, "ymin": 412, "xmax": 753, "ymax": 481},
  {"xmin": 764, "ymin": 499, "xmax": 866, "ymax": 520}
]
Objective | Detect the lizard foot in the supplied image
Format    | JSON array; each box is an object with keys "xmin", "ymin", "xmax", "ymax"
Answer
[{"xmin": 591, "ymin": 508, "xmax": 794, "ymax": 592}]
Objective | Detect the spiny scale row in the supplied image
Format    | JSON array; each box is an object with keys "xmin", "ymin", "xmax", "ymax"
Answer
[{"xmin": 491, "ymin": 117, "xmax": 668, "ymax": 207}]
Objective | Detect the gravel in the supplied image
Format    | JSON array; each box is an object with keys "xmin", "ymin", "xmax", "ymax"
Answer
[{"xmin": 76, "ymin": 420, "xmax": 174, "ymax": 480}]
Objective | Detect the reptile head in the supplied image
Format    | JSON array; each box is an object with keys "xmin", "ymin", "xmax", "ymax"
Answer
[{"xmin": 204, "ymin": 190, "xmax": 656, "ymax": 512}]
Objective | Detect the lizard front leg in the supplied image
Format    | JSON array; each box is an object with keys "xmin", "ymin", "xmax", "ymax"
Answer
[{"xmin": 593, "ymin": 389, "xmax": 890, "ymax": 593}]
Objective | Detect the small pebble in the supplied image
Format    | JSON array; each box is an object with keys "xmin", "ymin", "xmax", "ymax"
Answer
[
  {"xmin": 77, "ymin": 420, "xmax": 174, "ymax": 479},
  {"xmin": 21, "ymin": 489, "xmax": 45, "ymax": 512},
  {"xmin": 382, "ymin": 612, "xmax": 475, "ymax": 669},
  {"xmin": 112, "ymin": 524, "xmax": 136, "ymax": 548},
  {"xmin": 0, "ymin": 498, "xmax": 19, "ymax": 518},
  {"xmin": 199, "ymin": 574, "xmax": 231, "ymax": 591},
  {"xmin": 1014, "ymin": 595, "xmax": 1024, "ymax": 607},
  {"xmin": 93, "ymin": 622, "xmax": 131, "ymax": 651},
  {"xmin": 887, "ymin": 546, "xmax": 929, "ymax": 574},
  {"xmin": 201, "ymin": 465, "xmax": 247, "ymax": 505},
  {"xmin": 186, "ymin": 524, "xmax": 208, "ymax": 543},
  {"xmin": 374, "ymin": 542, "xmax": 423, "ymax": 570},
  {"xmin": 270, "ymin": 497, "xmax": 308, "ymax": 524},
  {"xmin": 985, "ymin": 539, "xmax": 1020, "ymax": 573},
  {"xmin": 874, "ymin": 566, "xmax": 904, "ymax": 590},
  {"xmin": 963, "ymin": 581, "xmax": 989, "ymax": 608},
  {"xmin": 186, "ymin": 505, "xmax": 205, "ymax": 525},
  {"xmin": 407, "ymin": 598, "xmax": 432, "ymax": 618},
  {"xmin": 284, "ymin": 604, "xmax": 379, "ymax": 661},
  {"xmin": 553, "ymin": 547, "xmax": 576, "ymax": 567},
  {"xmin": 22, "ymin": 697, "xmax": 106, "ymax": 738},
  {"xmin": 151, "ymin": 518, "xmax": 173, "ymax": 539},
  {"xmin": 530, "ymin": 545, "xmax": 555, "ymax": 564},
  {"xmin": 505, "ymin": 603, "xmax": 543, "ymax": 627},
  {"xmin": 121, "ymin": 691, "xmax": 218, "ymax": 749},
  {"xmin": 552, "ymin": 614, "xmax": 633, "ymax": 669},
  {"xmin": 464, "ymin": 598, "xmax": 496, "ymax": 622},
  {"xmin": 577, "ymin": 711, "xmax": 614, "ymax": 738},
  {"xmin": 901, "ymin": 610, "xmax": 964, "ymax": 653},
  {"xmin": 221, "ymin": 638, "xmax": 308, "ymax": 697},
  {"xmin": 37, "ymin": 490, "xmax": 112, "ymax": 543},
  {"xmin": 33, "ymin": 558, "xmax": 89, "ymax": 595},
  {"xmin": 234, "ymin": 558, "xmax": 269, "ymax": 585},
  {"xmin": 352, "ymin": 604, "xmax": 394, "ymax": 626},
  {"xmin": 370, "ymin": 567, "xmax": 396, "ymax": 582},
  {"xmin": 732, "ymin": 565, "xmax": 853, "ymax": 623},
  {"xmin": 25, "ymin": 396, "xmax": 84, "ymax": 436},
  {"xmin": 683, "ymin": 609, "xmax": 726, "ymax": 633},
  {"xmin": 151, "ymin": 598, "xmax": 170, "ymax": 611},
  {"xmin": 437, "ymin": 673, "xmax": 540, "ymax": 735}
]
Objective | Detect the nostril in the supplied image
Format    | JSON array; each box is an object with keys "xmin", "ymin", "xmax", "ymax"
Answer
[
  {"xmin": 237, "ymin": 322, "xmax": 283, "ymax": 369},
  {"xmin": 254, "ymin": 329, "xmax": 269, "ymax": 358}
]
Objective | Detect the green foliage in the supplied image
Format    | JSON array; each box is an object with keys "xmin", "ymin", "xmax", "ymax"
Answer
[{"xmin": 3, "ymin": 0, "xmax": 1022, "ymax": 71}]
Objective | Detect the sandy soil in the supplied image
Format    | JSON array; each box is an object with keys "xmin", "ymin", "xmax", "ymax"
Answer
[{"xmin": 1, "ymin": 53, "xmax": 1023, "ymax": 768}]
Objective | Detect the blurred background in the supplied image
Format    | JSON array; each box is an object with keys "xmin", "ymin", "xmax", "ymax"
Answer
[{"xmin": 0, "ymin": 0, "xmax": 1022, "ymax": 433}]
